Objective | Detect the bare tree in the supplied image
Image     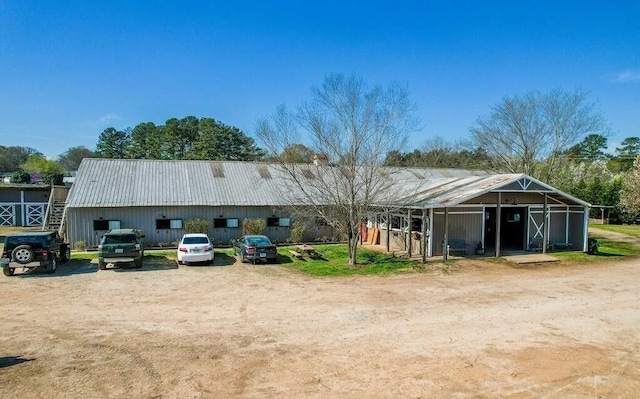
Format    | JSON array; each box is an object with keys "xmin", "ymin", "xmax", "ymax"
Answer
[
  {"xmin": 469, "ymin": 89, "xmax": 608, "ymax": 180},
  {"xmin": 256, "ymin": 74, "xmax": 419, "ymax": 266}
]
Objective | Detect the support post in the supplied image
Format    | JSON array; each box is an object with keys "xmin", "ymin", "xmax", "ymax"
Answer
[
  {"xmin": 443, "ymin": 207, "xmax": 449, "ymax": 261},
  {"xmin": 385, "ymin": 208, "xmax": 390, "ymax": 253},
  {"xmin": 496, "ymin": 193, "xmax": 501, "ymax": 257},
  {"xmin": 21, "ymin": 190, "xmax": 25, "ymax": 227},
  {"xmin": 543, "ymin": 193, "xmax": 548, "ymax": 254},
  {"xmin": 583, "ymin": 206, "xmax": 589, "ymax": 252},
  {"xmin": 565, "ymin": 206, "xmax": 569, "ymax": 245},
  {"xmin": 421, "ymin": 208, "xmax": 427, "ymax": 263},
  {"xmin": 481, "ymin": 206, "xmax": 485, "ymax": 253},
  {"xmin": 407, "ymin": 209, "xmax": 412, "ymax": 257},
  {"xmin": 428, "ymin": 208, "xmax": 434, "ymax": 257}
]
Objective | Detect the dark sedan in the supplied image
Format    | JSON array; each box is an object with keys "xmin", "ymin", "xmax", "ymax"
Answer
[{"xmin": 231, "ymin": 235, "xmax": 278, "ymax": 264}]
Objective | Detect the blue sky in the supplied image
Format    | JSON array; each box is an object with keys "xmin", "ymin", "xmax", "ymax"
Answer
[{"xmin": 1, "ymin": 1, "xmax": 639, "ymax": 159}]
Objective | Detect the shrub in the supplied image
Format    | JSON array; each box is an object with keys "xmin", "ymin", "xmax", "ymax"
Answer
[
  {"xmin": 243, "ymin": 218, "xmax": 266, "ymax": 235},
  {"xmin": 42, "ymin": 172, "xmax": 64, "ymax": 185},
  {"xmin": 289, "ymin": 221, "xmax": 306, "ymax": 243},
  {"xmin": 184, "ymin": 218, "xmax": 210, "ymax": 234},
  {"xmin": 9, "ymin": 170, "xmax": 31, "ymax": 184},
  {"xmin": 74, "ymin": 240, "xmax": 86, "ymax": 251}
]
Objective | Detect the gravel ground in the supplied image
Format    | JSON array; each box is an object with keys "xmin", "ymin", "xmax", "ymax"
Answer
[{"xmin": 1, "ymin": 247, "xmax": 640, "ymax": 398}]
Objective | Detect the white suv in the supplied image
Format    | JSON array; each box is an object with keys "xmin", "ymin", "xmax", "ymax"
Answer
[{"xmin": 177, "ymin": 234, "xmax": 214, "ymax": 265}]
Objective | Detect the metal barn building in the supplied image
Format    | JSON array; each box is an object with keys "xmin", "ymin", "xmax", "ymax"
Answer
[
  {"xmin": 0, "ymin": 184, "xmax": 54, "ymax": 227},
  {"xmin": 371, "ymin": 172, "xmax": 590, "ymax": 258},
  {"xmin": 61, "ymin": 159, "xmax": 590, "ymax": 256},
  {"xmin": 63, "ymin": 159, "xmax": 335, "ymax": 247}
]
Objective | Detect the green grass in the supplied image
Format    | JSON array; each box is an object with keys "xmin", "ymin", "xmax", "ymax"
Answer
[
  {"xmin": 589, "ymin": 223, "xmax": 640, "ymax": 239},
  {"xmin": 282, "ymin": 244, "xmax": 419, "ymax": 276},
  {"xmin": 554, "ymin": 237, "xmax": 640, "ymax": 263}
]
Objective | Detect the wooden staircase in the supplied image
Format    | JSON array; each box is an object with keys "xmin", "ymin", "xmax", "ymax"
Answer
[
  {"xmin": 46, "ymin": 200, "xmax": 66, "ymax": 231},
  {"xmin": 42, "ymin": 185, "xmax": 70, "ymax": 239}
]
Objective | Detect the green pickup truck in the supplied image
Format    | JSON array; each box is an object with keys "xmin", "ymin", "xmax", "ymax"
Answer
[{"xmin": 98, "ymin": 229, "xmax": 145, "ymax": 270}]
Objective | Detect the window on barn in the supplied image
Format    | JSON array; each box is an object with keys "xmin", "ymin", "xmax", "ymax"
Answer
[
  {"xmin": 156, "ymin": 219, "xmax": 182, "ymax": 229},
  {"xmin": 391, "ymin": 216, "xmax": 401, "ymax": 230},
  {"xmin": 411, "ymin": 217, "xmax": 422, "ymax": 232},
  {"xmin": 279, "ymin": 218, "xmax": 290, "ymax": 227},
  {"xmin": 506, "ymin": 212, "xmax": 521, "ymax": 223},
  {"xmin": 214, "ymin": 218, "xmax": 239, "ymax": 228},
  {"xmin": 267, "ymin": 217, "xmax": 280, "ymax": 227},
  {"xmin": 93, "ymin": 220, "xmax": 120, "ymax": 230}
]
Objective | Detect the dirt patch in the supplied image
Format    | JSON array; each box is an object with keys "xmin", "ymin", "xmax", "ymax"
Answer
[{"xmin": 1, "ymin": 255, "xmax": 640, "ymax": 398}]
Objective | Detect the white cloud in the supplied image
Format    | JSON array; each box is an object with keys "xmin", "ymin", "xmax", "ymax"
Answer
[
  {"xmin": 99, "ymin": 113, "xmax": 123, "ymax": 123},
  {"xmin": 614, "ymin": 70, "xmax": 640, "ymax": 83}
]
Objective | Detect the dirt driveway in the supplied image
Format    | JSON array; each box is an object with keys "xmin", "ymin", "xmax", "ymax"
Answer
[{"xmin": 1, "ymin": 252, "xmax": 640, "ymax": 398}]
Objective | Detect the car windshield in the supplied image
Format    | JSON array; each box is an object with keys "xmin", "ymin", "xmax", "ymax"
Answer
[
  {"xmin": 246, "ymin": 237, "xmax": 271, "ymax": 246},
  {"xmin": 103, "ymin": 235, "xmax": 136, "ymax": 244},
  {"xmin": 183, "ymin": 237, "xmax": 209, "ymax": 245}
]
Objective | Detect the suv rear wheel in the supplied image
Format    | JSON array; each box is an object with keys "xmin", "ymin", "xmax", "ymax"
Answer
[
  {"xmin": 12, "ymin": 245, "xmax": 35, "ymax": 264},
  {"xmin": 46, "ymin": 257, "xmax": 57, "ymax": 274},
  {"xmin": 60, "ymin": 245, "xmax": 71, "ymax": 263}
]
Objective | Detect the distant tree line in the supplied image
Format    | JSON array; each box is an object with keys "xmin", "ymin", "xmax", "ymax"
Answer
[
  {"xmin": 95, "ymin": 116, "xmax": 264, "ymax": 161},
  {"xmin": 1, "ymin": 116, "xmax": 264, "ymax": 184}
]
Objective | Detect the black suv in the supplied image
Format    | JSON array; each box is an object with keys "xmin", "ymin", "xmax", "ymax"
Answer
[
  {"xmin": 98, "ymin": 229, "xmax": 145, "ymax": 269},
  {"xmin": 1, "ymin": 231, "xmax": 70, "ymax": 276}
]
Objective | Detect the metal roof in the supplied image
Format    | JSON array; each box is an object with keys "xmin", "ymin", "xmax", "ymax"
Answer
[
  {"xmin": 67, "ymin": 159, "xmax": 298, "ymax": 207},
  {"xmin": 390, "ymin": 173, "xmax": 590, "ymax": 208},
  {"xmin": 66, "ymin": 159, "xmax": 589, "ymax": 208}
]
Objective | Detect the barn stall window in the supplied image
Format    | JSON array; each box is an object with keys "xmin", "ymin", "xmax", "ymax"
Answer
[
  {"xmin": 267, "ymin": 217, "xmax": 290, "ymax": 227},
  {"xmin": 93, "ymin": 220, "xmax": 120, "ymax": 230},
  {"xmin": 156, "ymin": 219, "xmax": 183, "ymax": 229},
  {"xmin": 214, "ymin": 218, "xmax": 239, "ymax": 228}
]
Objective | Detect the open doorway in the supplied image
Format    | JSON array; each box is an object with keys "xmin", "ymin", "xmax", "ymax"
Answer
[
  {"xmin": 500, "ymin": 207, "xmax": 526, "ymax": 251},
  {"xmin": 484, "ymin": 208, "xmax": 496, "ymax": 251}
]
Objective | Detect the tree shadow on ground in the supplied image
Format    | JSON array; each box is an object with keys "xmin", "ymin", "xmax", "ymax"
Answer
[{"xmin": 0, "ymin": 356, "xmax": 35, "ymax": 368}]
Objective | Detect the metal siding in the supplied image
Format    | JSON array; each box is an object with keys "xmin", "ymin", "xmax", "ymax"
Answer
[
  {"xmin": 569, "ymin": 211, "xmax": 586, "ymax": 250},
  {"xmin": 66, "ymin": 205, "xmax": 297, "ymax": 248},
  {"xmin": 432, "ymin": 208, "xmax": 483, "ymax": 256},
  {"xmin": 549, "ymin": 211, "xmax": 567, "ymax": 243},
  {"xmin": 0, "ymin": 189, "xmax": 20, "ymax": 202},
  {"xmin": 0, "ymin": 186, "xmax": 51, "ymax": 202}
]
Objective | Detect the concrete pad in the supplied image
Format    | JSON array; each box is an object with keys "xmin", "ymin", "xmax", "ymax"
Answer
[{"xmin": 504, "ymin": 253, "xmax": 560, "ymax": 264}]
